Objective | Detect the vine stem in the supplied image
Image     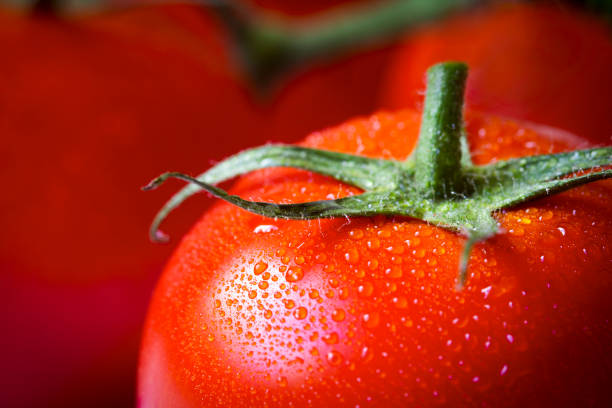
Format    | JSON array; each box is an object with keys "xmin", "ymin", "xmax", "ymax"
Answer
[{"xmin": 212, "ymin": 0, "xmax": 480, "ymax": 86}]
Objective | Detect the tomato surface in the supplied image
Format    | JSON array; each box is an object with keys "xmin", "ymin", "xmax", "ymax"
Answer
[
  {"xmin": 381, "ymin": 3, "xmax": 612, "ymax": 144},
  {"xmin": 139, "ymin": 109, "xmax": 612, "ymax": 407},
  {"xmin": 0, "ymin": 4, "xmax": 391, "ymax": 406}
]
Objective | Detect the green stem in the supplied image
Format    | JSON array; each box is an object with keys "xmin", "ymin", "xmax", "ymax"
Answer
[
  {"xmin": 213, "ymin": 0, "xmax": 480, "ymax": 86},
  {"xmin": 413, "ymin": 62, "xmax": 467, "ymax": 199},
  {"xmin": 145, "ymin": 60, "xmax": 612, "ymax": 288}
]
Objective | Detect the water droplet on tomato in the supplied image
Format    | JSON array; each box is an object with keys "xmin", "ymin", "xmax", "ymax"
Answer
[
  {"xmin": 385, "ymin": 267, "xmax": 402, "ymax": 279},
  {"xmin": 360, "ymin": 346, "xmax": 374, "ymax": 363},
  {"xmin": 254, "ymin": 262, "xmax": 268, "ymax": 275},
  {"xmin": 322, "ymin": 332, "xmax": 339, "ymax": 345},
  {"xmin": 349, "ymin": 229, "xmax": 364, "ymax": 240},
  {"xmin": 294, "ymin": 307, "xmax": 307, "ymax": 320},
  {"xmin": 286, "ymin": 266, "xmax": 304, "ymax": 282},
  {"xmin": 345, "ymin": 249, "xmax": 360, "ymax": 264},
  {"xmin": 392, "ymin": 296, "xmax": 408, "ymax": 309},
  {"xmin": 332, "ymin": 308, "xmax": 346, "ymax": 322},
  {"xmin": 327, "ymin": 350, "xmax": 343, "ymax": 366},
  {"xmin": 358, "ymin": 282, "xmax": 374, "ymax": 297},
  {"xmin": 362, "ymin": 311, "xmax": 380, "ymax": 329}
]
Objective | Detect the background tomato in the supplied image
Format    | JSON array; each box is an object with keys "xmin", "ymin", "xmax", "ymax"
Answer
[
  {"xmin": 139, "ymin": 108, "xmax": 611, "ymax": 406},
  {"xmin": 380, "ymin": 2, "xmax": 612, "ymax": 144},
  {"xmin": 0, "ymin": 3, "xmax": 391, "ymax": 406}
]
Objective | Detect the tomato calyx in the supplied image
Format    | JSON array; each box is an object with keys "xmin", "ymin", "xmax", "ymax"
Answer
[{"xmin": 145, "ymin": 61, "xmax": 612, "ymax": 287}]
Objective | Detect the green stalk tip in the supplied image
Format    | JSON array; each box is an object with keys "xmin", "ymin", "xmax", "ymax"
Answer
[{"xmin": 413, "ymin": 62, "xmax": 468, "ymax": 199}]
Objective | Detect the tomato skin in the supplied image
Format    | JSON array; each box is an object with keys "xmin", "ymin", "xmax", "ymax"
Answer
[
  {"xmin": 0, "ymin": 4, "xmax": 390, "ymax": 406},
  {"xmin": 381, "ymin": 3, "xmax": 612, "ymax": 144},
  {"xmin": 139, "ymin": 110, "xmax": 612, "ymax": 407}
]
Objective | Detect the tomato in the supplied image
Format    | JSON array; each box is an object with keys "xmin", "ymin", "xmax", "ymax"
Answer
[
  {"xmin": 380, "ymin": 3, "xmax": 612, "ymax": 144},
  {"xmin": 139, "ymin": 108, "xmax": 612, "ymax": 406},
  {"xmin": 0, "ymin": 4, "xmax": 390, "ymax": 406}
]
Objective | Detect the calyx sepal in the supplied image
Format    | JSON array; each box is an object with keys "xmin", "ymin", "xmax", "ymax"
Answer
[{"xmin": 145, "ymin": 62, "xmax": 612, "ymax": 288}]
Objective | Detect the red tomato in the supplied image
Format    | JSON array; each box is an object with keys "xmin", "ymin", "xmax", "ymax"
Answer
[
  {"xmin": 380, "ymin": 3, "xmax": 612, "ymax": 144},
  {"xmin": 0, "ymin": 4, "xmax": 390, "ymax": 406},
  {"xmin": 139, "ymin": 109, "xmax": 611, "ymax": 406}
]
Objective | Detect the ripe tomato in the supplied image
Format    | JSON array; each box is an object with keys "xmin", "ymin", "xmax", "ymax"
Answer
[
  {"xmin": 0, "ymin": 4, "xmax": 390, "ymax": 406},
  {"xmin": 381, "ymin": 3, "xmax": 612, "ymax": 144},
  {"xmin": 139, "ymin": 109, "xmax": 612, "ymax": 406}
]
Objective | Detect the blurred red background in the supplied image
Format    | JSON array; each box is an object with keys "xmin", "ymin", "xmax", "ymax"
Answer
[
  {"xmin": 1, "ymin": 0, "xmax": 610, "ymax": 406},
  {"xmin": 0, "ymin": 1, "xmax": 388, "ymax": 406}
]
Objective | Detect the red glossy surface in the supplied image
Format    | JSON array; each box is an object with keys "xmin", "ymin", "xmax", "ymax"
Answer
[{"xmin": 139, "ymin": 109, "xmax": 612, "ymax": 406}]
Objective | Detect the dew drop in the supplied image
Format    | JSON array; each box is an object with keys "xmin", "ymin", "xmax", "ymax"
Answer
[
  {"xmin": 332, "ymin": 308, "xmax": 346, "ymax": 322},
  {"xmin": 358, "ymin": 282, "xmax": 374, "ymax": 297},
  {"xmin": 322, "ymin": 332, "xmax": 339, "ymax": 345},
  {"xmin": 360, "ymin": 346, "xmax": 374, "ymax": 363},
  {"xmin": 294, "ymin": 307, "xmax": 308, "ymax": 320},
  {"xmin": 367, "ymin": 239, "xmax": 380, "ymax": 250},
  {"xmin": 328, "ymin": 278, "xmax": 340, "ymax": 288},
  {"xmin": 345, "ymin": 249, "xmax": 360, "ymax": 264},
  {"xmin": 349, "ymin": 229, "xmax": 364, "ymax": 240},
  {"xmin": 248, "ymin": 290, "xmax": 257, "ymax": 299},
  {"xmin": 414, "ymin": 249, "xmax": 426, "ymax": 258},
  {"xmin": 327, "ymin": 350, "xmax": 343, "ymax": 366},
  {"xmin": 362, "ymin": 311, "xmax": 380, "ymax": 329},
  {"xmin": 286, "ymin": 266, "xmax": 304, "ymax": 282},
  {"xmin": 385, "ymin": 267, "xmax": 402, "ymax": 279},
  {"xmin": 338, "ymin": 287, "xmax": 349, "ymax": 300},
  {"xmin": 392, "ymin": 296, "xmax": 408, "ymax": 309},
  {"xmin": 254, "ymin": 262, "xmax": 268, "ymax": 275}
]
